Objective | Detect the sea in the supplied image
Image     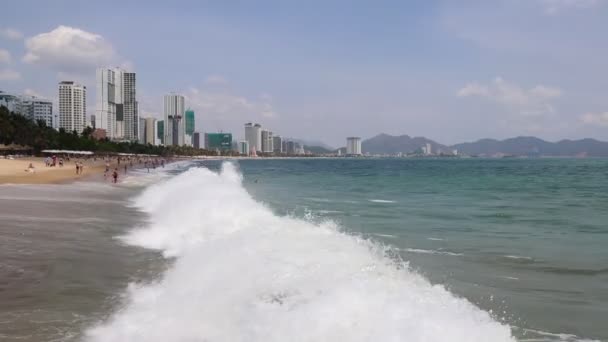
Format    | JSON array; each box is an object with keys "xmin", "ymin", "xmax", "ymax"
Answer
[{"xmin": 0, "ymin": 158, "xmax": 607, "ymax": 342}]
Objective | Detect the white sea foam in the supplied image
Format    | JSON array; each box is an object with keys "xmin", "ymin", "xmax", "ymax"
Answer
[
  {"xmin": 401, "ymin": 248, "xmax": 464, "ymax": 257},
  {"xmin": 504, "ymin": 255, "xmax": 534, "ymax": 261},
  {"xmin": 427, "ymin": 237, "xmax": 445, "ymax": 241},
  {"xmin": 85, "ymin": 162, "xmax": 515, "ymax": 342},
  {"xmin": 368, "ymin": 199, "xmax": 396, "ymax": 203}
]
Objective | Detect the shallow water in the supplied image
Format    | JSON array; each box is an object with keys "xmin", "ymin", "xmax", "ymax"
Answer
[{"xmin": 0, "ymin": 158, "xmax": 606, "ymax": 341}]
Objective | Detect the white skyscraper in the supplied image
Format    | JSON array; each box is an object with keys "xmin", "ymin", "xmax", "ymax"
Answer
[
  {"xmin": 144, "ymin": 117, "xmax": 157, "ymax": 145},
  {"xmin": 95, "ymin": 67, "xmax": 138, "ymax": 140},
  {"xmin": 346, "ymin": 137, "xmax": 362, "ymax": 155},
  {"xmin": 261, "ymin": 129, "xmax": 274, "ymax": 153},
  {"xmin": 58, "ymin": 81, "xmax": 86, "ymax": 133},
  {"xmin": 164, "ymin": 93, "xmax": 185, "ymax": 146},
  {"xmin": 245, "ymin": 123, "xmax": 262, "ymax": 152},
  {"xmin": 425, "ymin": 143, "xmax": 432, "ymax": 155}
]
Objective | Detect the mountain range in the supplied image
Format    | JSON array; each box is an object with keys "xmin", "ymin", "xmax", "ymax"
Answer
[{"xmin": 357, "ymin": 134, "xmax": 608, "ymax": 157}]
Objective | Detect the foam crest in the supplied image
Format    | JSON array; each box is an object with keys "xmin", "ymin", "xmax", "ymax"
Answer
[{"xmin": 86, "ymin": 162, "xmax": 515, "ymax": 342}]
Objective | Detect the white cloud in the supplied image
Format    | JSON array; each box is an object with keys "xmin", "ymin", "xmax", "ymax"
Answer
[
  {"xmin": 580, "ymin": 112, "xmax": 608, "ymax": 126},
  {"xmin": 185, "ymin": 87, "xmax": 278, "ymax": 133},
  {"xmin": 23, "ymin": 88, "xmax": 46, "ymax": 98},
  {"xmin": 0, "ymin": 69, "xmax": 21, "ymax": 81},
  {"xmin": 204, "ymin": 75, "xmax": 228, "ymax": 85},
  {"xmin": 23, "ymin": 26, "xmax": 116, "ymax": 73},
  {"xmin": 0, "ymin": 49, "xmax": 10, "ymax": 64},
  {"xmin": 0, "ymin": 28, "xmax": 23, "ymax": 41},
  {"xmin": 458, "ymin": 77, "xmax": 561, "ymax": 116},
  {"xmin": 539, "ymin": 0, "xmax": 601, "ymax": 14}
]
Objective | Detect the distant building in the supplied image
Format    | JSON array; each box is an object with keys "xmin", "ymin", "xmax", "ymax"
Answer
[
  {"xmin": 19, "ymin": 96, "xmax": 53, "ymax": 128},
  {"xmin": 58, "ymin": 81, "xmax": 86, "ymax": 134},
  {"xmin": 138, "ymin": 117, "xmax": 146, "ymax": 143},
  {"xmin": 205, "ymin": 133, "xmax": 233, "ymax": 151},
  {"xmin": 284, "ymin": 140, "xmax": 296, "ymax": 154},
  {"xmin": 238, "ymin": 140, "xmax": 250, "ymax": 155},
  {"xmin": 164, "ymin": 93, "xmax": 185, "ymax": 146},
  {"xmin": 184, "ymin": 109, "xmax": 195, "ymax": 146},
  {"xmin": 0, "ymin": 91, "xmax": 20, "ymax": 112},
  {"xmin": 346, "ymin": 137, "xmax": 362, "ymax": 155},
  {"xmin": 245, "ymin": 123, "xmax": 262, "ymax": 152},
  {"xmin": 261, "ymin": 129, "xmax": 273, "ymax": 153},
  {"xmin": 90, "ymin": 114, "xmax": 96, "ymax": 129},
  {"xmin": 157, "ymin": 120, "xmax": 164, "ymax": 145},
  {"xmin": 452, "ymin": 149, "xmax": 458, "ymax": 156},
  {"xmin": 96, "ymin": 67, "xmax": 138, "ymax": 141},
  {"xmin": 92, "ymin": 129, "xmax": 106, "ymax": 140},
  {"xmin": 273, "ymin": 135, "xmax": 283, "ymax": 154},
  {"xmin": 193, "ymin": 132, "xmax": 201, "ymax": 149},
  {"xmin": 144, "ymin": 117, "xmax": 156, "ymax": 145},
  {"xmin": 0, "ymin": 91, "xmax": 54, "ymax": 128},
  {"xmin": 425, "ymin": 143, "xmax": 432, "ymax": 155}
]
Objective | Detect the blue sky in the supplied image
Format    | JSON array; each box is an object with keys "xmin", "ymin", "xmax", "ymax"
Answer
[{"xmin": 1, "ymin": 0, "xmax": 607, "ymax": 147}]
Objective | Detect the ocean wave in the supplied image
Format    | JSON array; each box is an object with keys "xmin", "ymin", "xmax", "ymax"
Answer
[
  {"xmin": 85, "ymin": 162, "xmax": 515, "ymax": 342},
  {"xmin": 401, "ymin": 248, "xmax": 464, "ymax": 257},
  {"xmin": 368, "ymin": 199, "xmax": 396, "ymax": 203}
]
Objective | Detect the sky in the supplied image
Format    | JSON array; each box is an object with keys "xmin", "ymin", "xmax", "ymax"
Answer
[{"xmin": 0, "ymin": 0, "xmax": 607, "ymax": 147}]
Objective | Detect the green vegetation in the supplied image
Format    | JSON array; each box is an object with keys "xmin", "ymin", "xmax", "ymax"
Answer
[{"xmin": 0, "ymin": 106, "xmax": 235, "ymax": 156}]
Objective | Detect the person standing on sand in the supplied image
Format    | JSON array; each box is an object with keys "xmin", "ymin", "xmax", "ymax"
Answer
[
  {"xmin": 75, "ymin": 162, "xmax": 80, "ymax": 175},
  {"xmin": 112, "ymin": 168, "xmax": 118, "ymax": 183},
  {"xmin": 124, "ymin": 164, "xmax": 127, "ymax": 174}
]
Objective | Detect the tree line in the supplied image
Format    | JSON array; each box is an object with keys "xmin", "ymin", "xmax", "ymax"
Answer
[{"xmin": 0, "ymin": 106, "xmax": 235, "ymax": 156}]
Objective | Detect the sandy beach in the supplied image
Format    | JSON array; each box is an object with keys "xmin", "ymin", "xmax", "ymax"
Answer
[{"xmin": 0, "ymin": 157, "xmax": 110, "ymax": 184}]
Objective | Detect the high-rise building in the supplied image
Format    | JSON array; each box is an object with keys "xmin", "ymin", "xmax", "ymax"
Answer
[
  {"xmin": 164, "ymin": 93, "xmax": 185, "ymax": 146},
  {"xmin": 138, "ymin": 117, "xmax": 146, "ymax": 143},
  {"xmin": 346, "ymin": 137, "xmax": 362, "ymax": 155},
  {"xmin": 185, "ymin": 109, "xmax": 195, "ymax": 135},
  {"xmin": 157, "ymin": 120, "xmax": 164, "ymax": 145},
  {"xmin": 238, "ymin": 140, "xmax": 250, "ymax": 155},
  {"xmin": 193, "ymin": 132, "xmax": 201, "ymax": 149},
  {"xmin": 19, "ymin": 96, "xmax": 53, "ymax": 128},
  {"xmin": 0, "ymin": 91, "xmax": 20, "ymax": 112},
  {"xmin": 1, "ymin": 91, "xmax": 54, "ymax": 128},
  {"xmin": 244, "ymin": 123, "xmax": 262, "ymax": 152},
  {"xmin": 95, "ymin": 67, "xmax": 138, "ymax": 141},
  {"xmin": 273, "ymin": 136, "xmax": 283, "ymax": 154},
  {"xmin": 144, "ymin": 117, "xmax": 156, "ymax": 145},
  {"xmin": 90, "ymin": 114, "xmax": 96, "ymax": 129},
  {"xmin": 58, "ymin": 81, "xmax": 86, "ymax": 133},
  {"xmin": 261, "ymin": 129, "xmax": 273, "ymax": 153},
  {"xmin": 205, "ymin": 133, "xmax": 233, "ymax": 151},
  {"xmin": 425, "ymin": 143, "xmax": 432, "ymax": 155}
]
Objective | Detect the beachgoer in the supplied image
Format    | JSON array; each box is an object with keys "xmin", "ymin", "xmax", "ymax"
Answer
[
  {"xmin": 112, "ymin": 168, "xmax": 118, "ymax": 183},
  {"xmin": 124, "ymin": 165, "xmax": 127, "ymax": 174},
  {"xmin": 25, "ymin": 163, "xmax": 35, "ymax": 173},
  {"xmin": 76, "ymin": 163, "xmax": 80, "ymax": 174}
]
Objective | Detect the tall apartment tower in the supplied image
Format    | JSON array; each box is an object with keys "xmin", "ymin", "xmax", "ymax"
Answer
[
  {"xmin": 95, "ymin": 67, "xmax": 138, "ymax": 140},
  {"xmin": 261, "ymin": 129, "xmax": 274, "ymax": 153},
  {"xmin": 164, "ymin": 93, "xmax": 185, "ymax": 146},
  {"xmin": 245, "ymin": 123, "xmax": 263, "ymax": 152},
  {"xmin": 346, "ymin": 137, "xmax": 362, "ymax": 155},
  {"xmin": 273, "ymin": 135, "xmax": 283, "ymax": 154},
  {"xmin": 58, "ymin": 81, "xmax": 86, "ymax": 133}
]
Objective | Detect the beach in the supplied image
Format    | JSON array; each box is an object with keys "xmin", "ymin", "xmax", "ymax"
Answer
[{"xmin": 0, "ymin": 157, "xmax": 108, "ymax": 184}]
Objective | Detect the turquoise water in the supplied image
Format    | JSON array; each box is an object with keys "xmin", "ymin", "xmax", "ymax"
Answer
[{"xmin": 204, "ymin": 158, "xmax": 608, "ymax": 341}]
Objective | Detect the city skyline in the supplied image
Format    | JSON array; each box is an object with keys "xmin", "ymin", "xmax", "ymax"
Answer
[{"xmin": 1, "ymin": 1, "xmax": 607, "ymax": 147}]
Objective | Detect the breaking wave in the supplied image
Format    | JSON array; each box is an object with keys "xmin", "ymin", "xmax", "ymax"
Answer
[{"xmin": 85, "ymin": 162, "xmax": 515, "ymax": 342}]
